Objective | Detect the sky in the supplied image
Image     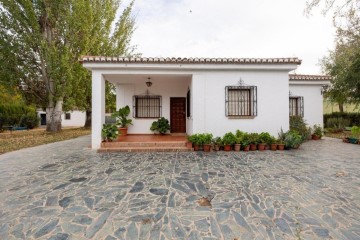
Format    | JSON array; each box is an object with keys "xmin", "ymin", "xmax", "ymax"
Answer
[{"xmin": 123, "ymin": 0, "xmax": 336, "ymax": 74}]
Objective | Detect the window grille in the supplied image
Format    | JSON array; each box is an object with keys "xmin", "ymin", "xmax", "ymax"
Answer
[
  {"xmin": 186, "ymin": 89, "xmax": 191, "ymax": 117},
  {"xmin": 289, "ymin": 96, "xmax": 304, "ymax": 117},
  {"xmin": 133, "ymin": 95, "xmax": 162, "ymax": 118},
  {"xmin": 225, "ymin": 86, "xmax": 257, "ymax": 117},
  {"xmin": 65, "ymin": 113, "xmax": 71, "ymax": 120}
]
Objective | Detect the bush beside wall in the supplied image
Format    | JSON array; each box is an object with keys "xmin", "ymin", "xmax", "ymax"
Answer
[
  {"xmin": 0, "ymin": 104, "xmax": 39, "ymax": 130},
  {"xmin": 324, "ymin": 112, "xmax": 360, "ymax": 127}
]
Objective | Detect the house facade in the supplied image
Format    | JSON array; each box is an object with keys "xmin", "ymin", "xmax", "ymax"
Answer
[
  {"xmin": 81, "ymin": 57, "xmax": 330, "ymax": 149},
  {"xmin": 37, "ymin": 110, "xmax": 86, "ymax": 127}
]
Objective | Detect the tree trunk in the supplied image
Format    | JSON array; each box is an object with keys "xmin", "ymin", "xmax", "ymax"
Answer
[
  {"xmin": 339, "ymin": 103, "xmax": 344, "ymax": 113},
  {"xmin": 84, "ymin": 110, "xmax": 92, "ymax": 128},
  {"xmin": 46, "ymin": 99, "xmax": 63, "ymax": 132}
]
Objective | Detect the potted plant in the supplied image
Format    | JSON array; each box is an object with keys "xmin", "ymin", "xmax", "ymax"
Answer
[
  {"xmin": 348, "ymin": 126, "xmax": 360, "ymax": 144},
  {"xmin": 212, "ymin": 137, "xmax": 222, "ymax": 151},
  {"xmin": 284, "ymin": 130, "xmax": 302, "ymax": 149},
  {"xmin": 267, "ymin": 136, "xmax": 278, "ymax": 151},
  {"xmin": 311, "ymin": 124, "xmax": 323, "ymax": 140},
  {"xmin": 111, "ymin": 105, "xmax": 133, "ymax": 137},
  {"xmin": 101, "ymin": 124, "xmax": 119, "ymax": 142},
  {"xmin": 222, "ymin": 132, "xmax": 237, "ymax": 151},
  {"xmin": 248, "ymin": 133, "xmax": 259, "ymax": 151},
  {"xmin": 258, "ymin": 132, "xmax": 271, "ymax": 151},
  {"xmin": 234, "ymin": 130, "xmax": 244, "ymax": 151},
  {"xmin": 242, "ymin": 133, "xmax": 250, "ymax": 152},
  {"xmin": 277, "ymin": 128, "xmax": 286, "ymax": 150},
  {"xmin": 203, "ymin": 133, "xmax": 213, "ymax": 152},
  {"xmin": 188, "ymin": 134, "xmax": 200, "ymax": 151},
  {"xmin": 150, "ymin": 117, "xmax": 170, "ymax": 134}
]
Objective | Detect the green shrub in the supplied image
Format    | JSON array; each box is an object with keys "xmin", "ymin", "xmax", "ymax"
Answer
[
  {"xmin": 212, "ymin": 137, "xmax": 223, "ymax": 146},
  {"xmin": 259, "ymin": 132, "xmax": 273, "ymax": 144},
  {"xmin": 351, "ymin": 126, "xmax": 360, "ymax": 138},
  {"xmin": 290, "ymin": 116, "xmax": 311, "ymax": 142},
  {"xmin": 324, "ymin": 112, "xmax": 360, "ymax": 127},
  {"xmin": 150, "ymin": 117, "xmax": 170, "ymax": 134},
  {"xmin": 0, "ymin": 104, "xmax": 38, "ymax": 130},
  {"xmin": 222, "ymin": 132, "xmax": 237, "ymax": 145},
  {"xmin": 312, "ymin": 124, "xmax": 323, "ymax": 137},
  {"xmin": 326, "ymin": 117, "xmax": 351, "ymax": 130},
  {"xmin": 202, "ymin": 133, "xmax": 213, "ymax": 144},
  {"xmin": 248, "ymin": 133, "xmax": 259, "ymax": 144},
  {"xmin": 111, "ymin": 105, "xmax": 133, "ymax": 128},
  {"xmin": 284, "ymin": 131, "xmax": 302, "ymax": 149},
  {"xmin": 19, "ymin": 112, "xmax": 39, "ymax": 129},
  {"xmin": 242, "ymin": 133, "xmax": 250, "ymax": 146},
  {"xmin": 101, "ymin": 124, "xmax": 119, "ymax": 141}
]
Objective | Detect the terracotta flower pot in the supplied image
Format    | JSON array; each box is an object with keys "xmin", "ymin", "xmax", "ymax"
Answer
[
  {"xmin": 277, "ymin": 144, "xmax": 285, "ymax": 150},
  {"xmin": 194, "ymin": 144, "xmax": 200, "ymax": 151},
  {"xmin": 250, "ymin": 144, "xmax": 257, "ymax": 151},
  {"xmin": 186, "ymin": 142, "xmax": 193, "ymax": 148},
  {"xmin": 265, "ymin": 144, "xmax": 270, "ymax": 150},
  {"xmin": 203, "ymin": 144, "xmax": 211, "ymax": 152},
  {"xmin": 311, "ymin": 134, "xmax": 321, "ymax": 140},
  {"xmin": 119, "ymin": 127, "xmax": 128, "ymax": 136},
  {"xmin": 243, "ymin": 145, "xmax": 250, "ymax": 152},
  {"xmin": 234, "ymin": 144, "xmax": 241, "ymax": 151},
  {"xmin": 258, "ymin": 144, "xmax": 266, "ymax": 151},
  {"xmin": 224, "ymin": 145, "xmax": 232, "ymax": 151},
  {"xmin": 214, "ymin": 145, "xmax": 220, "ymax": 151},
  {"xmin": 271, "ymin": 144, "xmax": 277, "ymax": 151}
]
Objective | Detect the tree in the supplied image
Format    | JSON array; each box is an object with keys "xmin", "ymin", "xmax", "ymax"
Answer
[{"xmin": 0, "ymin": 0, "xmax": 135, "ymax": 131}]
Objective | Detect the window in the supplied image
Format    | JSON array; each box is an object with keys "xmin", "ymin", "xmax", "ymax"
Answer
[
  {"xmin": 133, "ymin": 95, "xmax": 162, "ymax": 118},
  {"xmin": 289, "ymin": 96, "xmax": 304, "ymax": 117},
  {"xmin": 225, "ymin": 86, "xmax": 257, "ymax": 117},
  {"xmin": 65, "ymin": 113, "xmax": 71, "ymax": 120},
  {"xmin": 186, "ymin": 89, "xmax": 191, "ymax": 117}
]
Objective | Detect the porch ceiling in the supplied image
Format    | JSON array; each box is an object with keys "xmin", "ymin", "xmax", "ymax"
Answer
[{"xmin": 104, "ymin": 74, "xmax": 192, "ymax": 85}]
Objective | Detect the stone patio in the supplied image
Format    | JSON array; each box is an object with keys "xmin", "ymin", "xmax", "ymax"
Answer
[{"xmin": 0, "ymin": 136, "xmax": 359, "ymax": 239}]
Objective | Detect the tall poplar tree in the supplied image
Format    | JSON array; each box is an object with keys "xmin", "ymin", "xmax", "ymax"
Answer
[{"xmin": 0, "ymin": 0, "xmax": 135, "ymax": 131}]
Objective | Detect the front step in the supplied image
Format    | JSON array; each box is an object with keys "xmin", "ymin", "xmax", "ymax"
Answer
[
  {"xmin": 98, "ymin": 147, "xmax": 193, "ymax": 152},
  {"xmin": 101, "ymin": 141, "xmax": 188, "ymax": 148}
]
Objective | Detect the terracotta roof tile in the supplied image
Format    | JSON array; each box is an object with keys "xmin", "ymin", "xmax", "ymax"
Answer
[
  {"xmin": 289, "ymin": 74, "xmax": 332, "ymax": 81},
  {"xmin": 80, "ymin": 56, "xmax": 302, "ymax": 65}
]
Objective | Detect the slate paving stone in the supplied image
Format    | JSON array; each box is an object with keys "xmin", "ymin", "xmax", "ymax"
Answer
[{"xmin": 0, "ymin": 137, "xmax": 359, "ymax": 239}]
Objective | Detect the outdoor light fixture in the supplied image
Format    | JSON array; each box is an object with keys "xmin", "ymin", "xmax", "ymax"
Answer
[
  {"xmin": 146, "ymin": 77, "xmax": 152, "ymax": 87},
  {"xmin": 321, "ymin": 84, "xmax": 329, "ymax": 95}
]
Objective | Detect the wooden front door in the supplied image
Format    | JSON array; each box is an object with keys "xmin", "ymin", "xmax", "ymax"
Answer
[{"xmin": 170, "ymin": 97, "xmax": 186, "ymax": 133}]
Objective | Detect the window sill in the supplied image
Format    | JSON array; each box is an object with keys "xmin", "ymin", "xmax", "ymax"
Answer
[{"xmin": 227, "ymin": 116, "xmax": 256, "ymax": 119}]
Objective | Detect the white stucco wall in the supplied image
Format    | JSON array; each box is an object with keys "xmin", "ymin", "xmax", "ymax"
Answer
[
  {"xmin": 289, "ymin": 83, "xmax": 324, "ymax": 127},
  {"xmin": 37, "ymin": 110, "xmax": 86, "ymax": 127},
  {"xmin": 192, "ymin": 71, "xmax": 290, "ymax": 137},
  {"xmin": 116, "ymin": 78, "xmax": 191, "ymax": 134}
]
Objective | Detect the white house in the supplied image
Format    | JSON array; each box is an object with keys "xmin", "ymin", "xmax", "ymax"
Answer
[
  {"xmin": 37, "ymin": 110, "xmax": 86, "ymax": 127},
  {"xmin": 81, "ymin": 56, "xmax": 330, "ymax": 149}
]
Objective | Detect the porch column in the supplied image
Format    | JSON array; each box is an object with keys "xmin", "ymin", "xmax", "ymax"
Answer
[
  {"xmin": 92, "ymin": 71, "xmax": 105, "ymax": 149},
  {"xmin": 192, "ymin": 74, "xmax": 206, "ymax": 133}
]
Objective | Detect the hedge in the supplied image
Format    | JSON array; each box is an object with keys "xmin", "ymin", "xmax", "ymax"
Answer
[
  {"xmin": 0, "ymin": 104, "xmax": 39, "ymax": 130},
  {"xmin": 324, "ymin": 112, "xmax": 360, "ymax": 127}
]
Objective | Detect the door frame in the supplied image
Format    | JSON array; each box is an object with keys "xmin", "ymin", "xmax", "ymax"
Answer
[{"xmin": 170, "ymin": 97, "xmax": 186, "ymax": 133}]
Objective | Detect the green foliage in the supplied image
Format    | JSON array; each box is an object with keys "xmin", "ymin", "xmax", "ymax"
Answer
[
  {"xmin": 248, "ymin": 133, "xmax": 259, "ymax": 145},
  {"xmin": 284, "ymin": 131, "xmax": 302, "ymax": 149},
  {"xmin": 188, "ymin": 134, "xmax": 202, "ymax": 145},
  {"xmin": 112, "ymin": 105, "xmax": 133, "ymax": 128},
  {"xmin": 0, "ymin": 104, "xmax": 38, "ymax": 129},
  {"xmin": 258, "ymin": 132, "xmax": 273, "ymax": 144},
  {"xmin": 101, "ymin": 124, "xmax": 119, "ymax": 142},
  {"xmin": 212, "ymin": 137, "xmax": 223, "ymax": 146},
  {"xmin": 222, "ymin": 132, "xmax": 237, "ymax": 145},
  {"xmin": 312, "ymin": 124, "xmax": 323, "ymax": 137},
  {"xmin": 351, "ymin": 126, "xmax": 360, "ymax": 138},
  {"xmin": 290, "ymin": 116, "xmax": 311, "ymax": 142},
  {"xmin": 241, "ymin": 133, "xmax": 250, "ymax": 146},
  {"xmin": 150, "ymin": 117, "xmax": 170, "ymax": 134},
  {"xmin": 235, "ymin": 130, "xmax": 245, "ymax": 143},
  {"xmin": 19, "ymin": 112, "xmax": 40, "ymax": 129},
  {"xmin": 326, "ymin": 117, "xmax": 351, "ymax": 130},
  {"xmin": 324, "ymin": 112, "xmax": 360, "ymax": 127},
  {"xmin": 277, "ymin": 128, "xmax": 286, "ymax": 144},
  {"xmin": 202, "ymin": 133, "xmax": 213, "ymax": 145}
]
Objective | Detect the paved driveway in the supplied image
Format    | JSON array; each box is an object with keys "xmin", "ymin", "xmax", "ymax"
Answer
[{"xmin": 0, "ymin": 136, "xmax": 359, "ymax": 240}]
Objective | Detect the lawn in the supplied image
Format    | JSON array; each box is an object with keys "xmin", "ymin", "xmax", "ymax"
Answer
[{"xmin": 0, "ymin": 127, "xmax": 91, "ymax": 154}]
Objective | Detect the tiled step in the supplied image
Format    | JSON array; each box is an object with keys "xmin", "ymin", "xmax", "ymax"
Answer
[
  {"xmin": 101, "ymin": 141, "xmax": 187, "ymax": 148},
  {"xmin": 98, "ymin": 147, "xmax": 193, "ymax": 152}
]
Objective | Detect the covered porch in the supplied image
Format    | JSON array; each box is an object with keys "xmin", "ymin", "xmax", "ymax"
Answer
[{"xmin": 91, "ymin": 71, "xmax": 193, "ymax": 150}]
